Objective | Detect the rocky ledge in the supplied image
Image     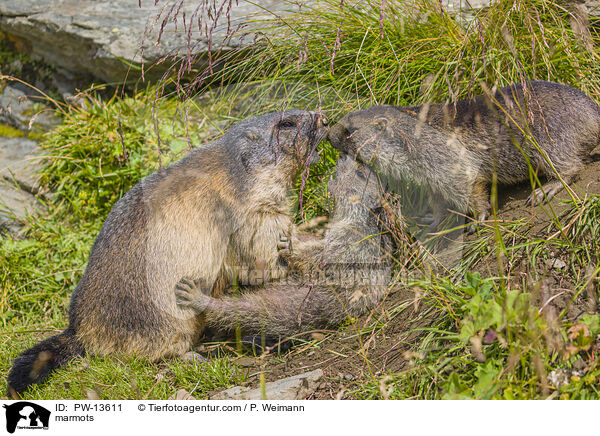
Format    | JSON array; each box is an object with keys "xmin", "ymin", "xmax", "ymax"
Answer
[
  {"xmin": 0, "ymin": 0, "xmax": 510, "ymax": 87},
  {"xmin": 0, "ymin": 0, "xmax": 294, "ymax": 84},
  {"xmin": 0, "ymin": 135, "xmax": 45, "ymax": 233}
]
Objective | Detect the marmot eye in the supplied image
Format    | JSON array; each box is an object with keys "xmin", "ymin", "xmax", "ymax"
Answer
[
  {"xmin": 356, "ymin": 171, "xmax": 366, "ymax": 180},
  {"xmin": 278, "ymin": 119, "xmax": 297, "ymax": 129}
]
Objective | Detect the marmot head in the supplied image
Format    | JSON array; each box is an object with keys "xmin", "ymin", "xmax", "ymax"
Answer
[
  {"xmin": 328, "ymin": 105, "xmax": 412, "ymax": 169},
  {"xmin": 328, "ymin": 153, "xmax": 382, "ymax": 214},
  {"xmin": 224, "ymin": 109, "xmax": 329, "ymax": 181}
]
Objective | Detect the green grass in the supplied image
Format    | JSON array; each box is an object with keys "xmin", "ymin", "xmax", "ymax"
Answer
[
  {"xmin": 0, "ymin": 31, "xmax": 56, "ymax": 94},
  {"xmin": 350, "ymin": 273, "xmax": 600, "ymax": 399},
  {"xmin": 1, "ymin": 329, "xmax": 246, "ymax": 400}
]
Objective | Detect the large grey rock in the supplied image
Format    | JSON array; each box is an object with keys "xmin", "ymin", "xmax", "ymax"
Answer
[
  {"xmin": 0, "ymin": 84, "xmax": 61, "ymax": 132},
  {"xmin": 0, "ymin": 181, "xmax": 41, "ymax": 232},
  {"xmin": 0, "ymin": 136, "xmax": 45, "ymax": 231},
  {"xmin": 211, "ymin": 369, "xmax": 323, "ymax": 400},
  {"xmin": 0, "ymin": 0, "xmax": 296, "ymax": 84},
  {"xmin": 0, "ymin": 136, "xmax": 43, "ymax": 192}
]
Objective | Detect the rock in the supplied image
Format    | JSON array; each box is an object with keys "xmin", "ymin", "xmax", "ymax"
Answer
[
  {"xmin": 0, "ymin": 0, "xmax": 296, "ymax": 84},
  {"xmin": 548, "ymin": 366, "xmax": 586, "ymax": 390},
  {"xmin": 0, "ymin": 135, "xmax": 44, "ymax": 193},
  {"xmin": 0, "ymin": 0, "xmax": 504, "ymax": 87},
  {"xmin": 0, "ymin": 83, "xmax": 61, "ymax": 132},
  {"xmin": 545, "ymin": 258, "xmax": 567, "ymax": 271},
  {"xmin": 211, "ymin": 369, "xmax": 323, "ymax": 400},
  {"xmin": 0, "ymin": 135, "xmax": 45, "ymax": 231},
  {"xmin": 548, "ymin": 369, "xmax": 570, "ymax": 390},
  {"xmin": 443, "ymin": 0, "xmax": 491, "ymax": 11},
  {"xmin": 85, "ymin": 389, "xmax": 100, "ymax": 400},
  {"xmin": 182, "ymin": 351, "xmax": 208, "ymax": 363},
  {"xmin": 169, "ymin": 389, "xmax": 196, "ymax": 400}
]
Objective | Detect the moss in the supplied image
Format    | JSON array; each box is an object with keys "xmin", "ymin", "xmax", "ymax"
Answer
[{"xmin": 0, "ymin": 123, "xmax": 24, "ymax": 138}]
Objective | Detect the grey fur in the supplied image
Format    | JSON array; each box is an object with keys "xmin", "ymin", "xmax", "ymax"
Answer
[
  {"xmin": 329, "ymin": 81, "xmax": 600, "ymax": 228},
  {"xmin": 8, "ymin": 110, "xmax": 327, "ymax": 395},
  {"xmin": 175, "ymin": 154, "xmax": 393, "ymax": 339}
]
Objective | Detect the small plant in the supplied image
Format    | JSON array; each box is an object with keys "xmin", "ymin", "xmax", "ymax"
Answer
[{"xmin": 353, "ymin": 273, "xmax": 599, "ymax": 399}]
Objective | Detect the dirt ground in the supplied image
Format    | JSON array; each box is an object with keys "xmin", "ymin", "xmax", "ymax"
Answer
[
  {"xmin": 208, "ymin": 159, "xmax": 600, "ymax": 399},
  {"xmin": 204, "ymin": 285, "xmax": 430, "ymax": 400}
]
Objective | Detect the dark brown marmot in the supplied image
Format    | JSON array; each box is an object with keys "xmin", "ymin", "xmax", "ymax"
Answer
[{"xmin": 329, "ymin": 81, "xmax": 600, "ymax": 229}]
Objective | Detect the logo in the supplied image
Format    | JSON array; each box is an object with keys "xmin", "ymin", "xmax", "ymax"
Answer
[{"xmin": 3, "ymin": 402, "xmax": 50, "ymax": 434}]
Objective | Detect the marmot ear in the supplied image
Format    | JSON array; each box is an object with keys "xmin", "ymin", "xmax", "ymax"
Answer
[
  {"xmin": 240, "ymin": 150, "xmax": 253, "ymax": 171},
  {"xmin": 245, "ymin": 130, "xmax": 261, "ymax": 141},
  {"xmin": 374, "ymin": 118, "xmax": 388, "ymax": 131}
]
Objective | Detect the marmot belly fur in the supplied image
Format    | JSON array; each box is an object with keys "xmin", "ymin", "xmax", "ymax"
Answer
[{"xmin": 174, "ymin": 154, "xmax": 392, "ymax": 341}]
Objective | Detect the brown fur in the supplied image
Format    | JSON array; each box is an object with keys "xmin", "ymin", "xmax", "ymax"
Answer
[
  {"xmin": 7, "ymin": 110, "xmax": 327, "ymax": 395},
  {"xmin": 175, "ymin": 154, "xmax": 393, "ymax": 341},
  {"xmin": 329, "ymin": 81, "xmax": 600, "ymax": 228}
]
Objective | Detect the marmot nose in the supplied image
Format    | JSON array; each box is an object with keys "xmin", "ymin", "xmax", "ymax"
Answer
[
  {"xmin": 328, "ymin": 122, "xmax": 346, "ymax": 150},
  {"xmin": 318, "ymin": 114, "xmax": 329, "ymax": 127}
]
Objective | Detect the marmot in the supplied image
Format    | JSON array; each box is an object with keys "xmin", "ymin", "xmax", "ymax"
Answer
[
  {"xmin": 174, "ymin": 154, "xmax": 392, "ymax": 342},
  {"xmin": 329, "ymin": 81, "xmax": 600, "ymax": 229},
  {"xmin": 7, "ymin": 110, "xmax": 328, "ymax": 397}
]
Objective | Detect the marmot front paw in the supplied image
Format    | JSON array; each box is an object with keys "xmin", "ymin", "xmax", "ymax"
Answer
[
  {"xmin": 175, "ymin": 278, "xmax": 213, "ymax": 313},
  {"xmin": 277, "ymin": 233, "xmax": 293, "ymax": 258}
]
